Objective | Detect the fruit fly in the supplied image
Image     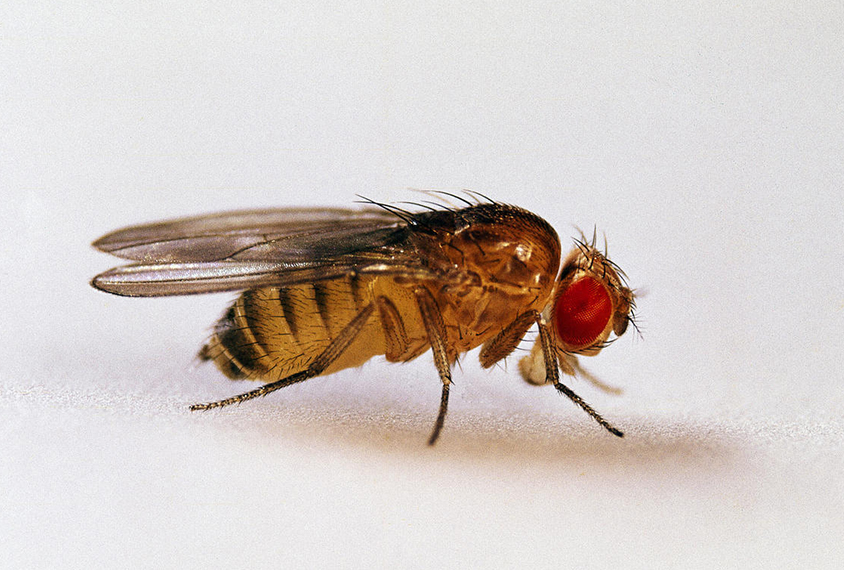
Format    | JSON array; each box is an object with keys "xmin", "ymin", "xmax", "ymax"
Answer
[{"xmin": 91, "ymin": 194, "xmax": 636, "ymax": 445}]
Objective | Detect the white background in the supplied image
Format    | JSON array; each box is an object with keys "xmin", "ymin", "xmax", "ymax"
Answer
[{"xmin": 2, "ymin": 2, "xmax": 843, "ymax": 568}]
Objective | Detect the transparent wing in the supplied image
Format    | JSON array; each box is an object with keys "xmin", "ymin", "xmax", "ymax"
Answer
[
  {"xmin": 92, "ymin": 207, "xmax": 400, "ymax": 262},
  {"xmin": 91, "ymin": 207, "xmax": 430, "ymax": 297}
]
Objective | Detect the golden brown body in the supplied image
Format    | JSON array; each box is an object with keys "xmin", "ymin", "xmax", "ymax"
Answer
[
  {"xmin": 92, "ymin": 198, "xmax": 634, "ymax": 444},
  {"xmin": 199, "ymin": 204, "xmax": 561, "ymax": 383}
]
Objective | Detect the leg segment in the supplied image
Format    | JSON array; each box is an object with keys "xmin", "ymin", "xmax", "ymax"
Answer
[
  {"xmin": 478, "ymin": 310, "xmax": 536, "ymax": 368},
  {"xmin": 190, "ymin": 302, "xmax": 375, "ymax": 411},
  {"xmin": 415, "ymin": 287, "xmax": 452, "ymax": 446},
  {"xmin": 535, "ymin": 315, "xmax": 624, "ymax": 438}
]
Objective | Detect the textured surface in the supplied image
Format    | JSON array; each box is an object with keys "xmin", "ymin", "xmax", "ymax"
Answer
[{"xmin": 3, "ymin": 2, "xmax": 843, "ymax": 568}]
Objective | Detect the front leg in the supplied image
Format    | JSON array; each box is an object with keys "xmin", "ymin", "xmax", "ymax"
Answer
[
  {"xmin": 533, "ymin": 316, "xmax": 625, "ymax": 438},
  {"xmin": 479, "ymin": 310, "xmax": 623, "ymax": 436},
  {"xmin": 478, "ymin": 310, "xmax": 537, "ymax": 369}
]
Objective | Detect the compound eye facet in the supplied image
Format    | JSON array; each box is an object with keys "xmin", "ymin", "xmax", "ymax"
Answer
[{"xmin": 554, "ymin": 276, "xmax": 613, "ymax": 351}]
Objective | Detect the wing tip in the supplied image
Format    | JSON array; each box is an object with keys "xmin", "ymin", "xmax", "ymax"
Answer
[
  {"xmin": 91, "ymin": 235, "xmax": 109, "ymax": 252},
  {"xmin": 90, "ymin": 272, "xmax": 137, "ymax": 297}
]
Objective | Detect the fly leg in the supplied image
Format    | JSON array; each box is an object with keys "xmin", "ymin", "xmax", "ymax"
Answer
[
  {"xmin": 478, "ymin": 310, "xmax": 537, "ymax": 368},
  {"xmin": 535, "ymin": 315, "xmax": 624, "ymax": 437},
  {"xmin": 415, "ymin": 287, "xmax": 452, "ymax": 446},
  {"xmin": 564, "ymin": 354, "xmax": 624, "ymax": 395},
  {"xmin": 190, "ymin": 303, "xmax": 375, "ymax": 410}
]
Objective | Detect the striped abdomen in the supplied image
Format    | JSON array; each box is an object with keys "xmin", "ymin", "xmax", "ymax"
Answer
[{"xmin": 198, "ymin": 275, "xmax": 430, "ymax": 382}]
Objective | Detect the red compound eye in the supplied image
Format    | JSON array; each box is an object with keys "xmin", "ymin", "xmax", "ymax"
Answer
[{"xmin": 554, "ymin": 276, "xmax": 613, "ymax": 350}]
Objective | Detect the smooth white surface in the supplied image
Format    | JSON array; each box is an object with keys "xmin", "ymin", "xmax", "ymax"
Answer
[{"xmin": 2, "ymin": 2, "xmax": 843, "ymax": 568}]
